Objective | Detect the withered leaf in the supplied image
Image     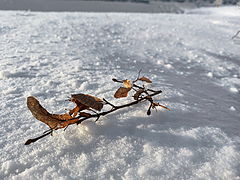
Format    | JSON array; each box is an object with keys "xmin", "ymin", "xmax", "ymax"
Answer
[
  {"xmin": 133, "ymin": 89, "xmax": 144, "ymax": 100},
  {"xmin": 27, "ymin": 96, "xmax": 60, "ymax": 129},
  {"xmin": 71, "ymin": 94, "xmax": 103, "ymax": 111},
  {"xmin": 138, "ymin": 76, "xmax": 152, "ymax": 83},
  {"xmin": 51, "ymin": 113, "xmax": 72, "ymax": 120},
  {"xmin": 27, "ymin": 96, "xmax": 79, "ymax": 130},
  {"xmin": 114, "ymin": 87, "xmax": 131, "ymax": 98},
  {"xmin": 69, "ymin": 101, "xmax": 89, "ymax": 117},
  {"xmin": 79, "ymin": 112, "xmax": 91, "ymax": 118},
  {"xmin": 123, "ymin": 79, "xmax": 132, "ymax": 88},
  {"xmin": 52, "ymin": 113, "xmax": 81, "ymax": 129}
]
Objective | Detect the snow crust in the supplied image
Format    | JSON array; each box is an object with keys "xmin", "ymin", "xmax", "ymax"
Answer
[{"xmin": 0, "ymin": 6, "xmax": 240, "ymax": 180}]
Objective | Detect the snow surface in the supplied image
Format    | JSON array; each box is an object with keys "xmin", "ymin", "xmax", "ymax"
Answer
[{"xmin": 0, "ymin": 6, "xmax": 240, "ymax": 180}]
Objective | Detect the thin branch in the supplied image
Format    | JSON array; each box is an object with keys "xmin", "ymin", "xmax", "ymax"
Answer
[
  {"xmin": 25, "ymin": 130, "xmax": 53, "ymax": 145},
  {"xmin": 24, "ymin": 90, "xmax": 162, "ymax": 145},
  {"xmin": 112, "ymin": 78, "xmax": 123, "ymax": 83},
  {"xmin": 232, "ymin": 30, "xmax": 240, "ymax": 39},
  {"xmin": 103, "ymin": 98, "xmax": 116, "ymax": 108},
  {"xmin": 133, "ymin": 69, "xmax": 142, "ymax": 83},
  {"xmin": 76, "ymin": 90, "xmax": 161, "ymax": 124},
  {"xmin": 25, "ymin": 74, "xmax": 164, "ymax": 145}
]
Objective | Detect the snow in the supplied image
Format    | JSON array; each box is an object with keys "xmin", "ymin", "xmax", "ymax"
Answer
[
  {"xmin": 0, "ymin": 6, "xmax": 240, "ymax": 180},
  {"xmin": 186, "ymin": 5, "xmax": 240, "ymax": 17}
]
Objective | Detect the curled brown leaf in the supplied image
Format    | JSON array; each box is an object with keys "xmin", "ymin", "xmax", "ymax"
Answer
[
  {"xmin": 114, "ymin": 87, "xmax": 131, "ymax": 98},
  {"xmin": 27, "ymin": 96, "xmax": 78, "ymax": 130},
  {"xmin": 71, "ymin": 94, "xmax": 103, "ymax": 111},
  {"xmin": 79, "ymin": 112, "xmax": 91, "ymax": 118},
  {"xmin": 138, "ymin": 76, "xmax": 152, "ymax": 83}
]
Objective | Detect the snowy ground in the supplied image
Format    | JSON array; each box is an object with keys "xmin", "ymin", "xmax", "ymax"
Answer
[{"xmin": 0, "ymin": 6, "xmax": 240, "ymax": 180}]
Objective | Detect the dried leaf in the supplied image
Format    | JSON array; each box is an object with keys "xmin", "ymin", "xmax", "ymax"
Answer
[
  {"xmin": 114, "ymin": 87, "xmax": 131, "ymax": 98},
  {"xmin": 123, "ymin": 79, "xmax": 132, "ymax": 88},
  {"xmin": 27, "ymin": 96, "xmax": 60, "ymax": 129},
  {"xmin": 138, "ymin": 76, "xmax": 152, "ymax": 83},
  {"xmin": 79, "ymin": 112, "xmax": 91, "ymax": 118},
  {"xmin": 133, "ymin": 89, "xmax": 144, "ymax": 100},
  {"xmin": 69, "ymin": 101, "xmax": 89, "ymax": 117},
  {"xmin": 57, "ymin": 118, "xmax": 80, "ymax": 129},
  {"xmin": 27, "ymin": 96, "xmax": 79, "ymax": 130},
  {"xmin": 71, "ymin": 94, "xmax": 103, "ymax": 111},
  {"xmin": 51, "ymin": 113, "xmax": 72, "ymax": 120}
]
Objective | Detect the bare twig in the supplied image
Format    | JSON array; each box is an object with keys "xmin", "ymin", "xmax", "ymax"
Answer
[
  {"xmin": 75, "ymin": 90, "xmax": 162, "ymax": 124},
  {"xmin": 25, "ymin": 130, "xmax": 53, "ymax": 145},
  {"xmin": 232, "ymin": 30, "xmax": 240, "ymax": 39},
  {"xmin": 133, "ymin": 69, "xmax": 142, "ymax": 83},
  {"xmin": 103, "ymin": 98, "xmax": 116, "ymax": 108},
  {"xmin": 24, "ymin": 90, "xmax": 162, "ymax": 145},
  {"xmin": 25, "ymin": 74, "xmax": 167, "ymax": 145},
  {"xmin": 112, "ymin": 78, "xmax": 123, "ymax": 83}
]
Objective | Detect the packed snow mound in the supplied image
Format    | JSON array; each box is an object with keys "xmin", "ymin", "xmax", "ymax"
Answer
[{"xmin": 0, "ymin": 7, "xmax": 240, "ymax": 180}]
